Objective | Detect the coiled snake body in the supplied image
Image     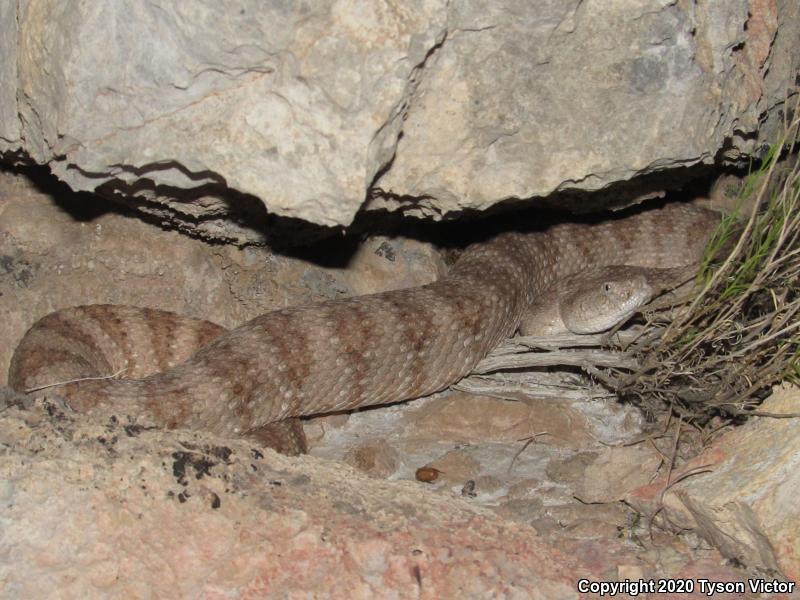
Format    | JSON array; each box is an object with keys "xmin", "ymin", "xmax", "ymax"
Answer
[{"xmin": 8, "ymin": 203, "xmax": 719, "ymax": 454}]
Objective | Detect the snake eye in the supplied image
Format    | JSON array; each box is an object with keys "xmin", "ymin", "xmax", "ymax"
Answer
[{"xmin": 603, "ymin": 282, "xmax": 612, "ymax": 292}]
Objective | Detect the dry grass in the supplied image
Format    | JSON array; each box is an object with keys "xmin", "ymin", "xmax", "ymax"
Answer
[{"xmin": 613, "ymin": 109, "xmax": 800, "ymax": 428}]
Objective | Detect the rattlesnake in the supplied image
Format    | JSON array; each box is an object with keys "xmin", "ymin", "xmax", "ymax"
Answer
[{"xmin": 8, "ymin": 203, "xmax": 720, "ymax": 454}]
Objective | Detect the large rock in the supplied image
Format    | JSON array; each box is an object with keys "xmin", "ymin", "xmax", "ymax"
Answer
[
  {"xmin": 370, "ymin": 0, "xmax": 796, "ymax": 216},
  {"xmin": 628, "ymin": 384, "xmax": 800, "ymax": 582},
  {"xmin": 0, "ymin": 395, "xmax": 596, "ymax": 597},
  {"xmin": 0, "ymin": 1, "xmax": 18, "ymax": 147},
  {"xmin": 1, "ymin": 1, "xmax": 797, "ymax": 238}
]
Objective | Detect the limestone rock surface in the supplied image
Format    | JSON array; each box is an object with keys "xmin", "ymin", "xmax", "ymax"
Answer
[{"xmin": 1, "ymin": 1, "xmax": 797, "ymax": 239}]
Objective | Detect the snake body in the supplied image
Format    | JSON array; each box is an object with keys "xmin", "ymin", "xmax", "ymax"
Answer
[{"xmin": 8, "ymin": 203, "xmax": 719, "ymax": 453}]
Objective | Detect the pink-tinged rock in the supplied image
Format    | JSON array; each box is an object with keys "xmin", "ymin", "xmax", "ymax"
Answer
[
  {"xmin": 0, "ymin": 399, "xmax": 596, "ymax": 598},
  {"xmin": 402, "ymin": 392, "xmax": 594, "ymax": 447},
  {"xmin": 574, "ymin": 445, "xmax": 664, "ymax": 503},
  {"xmin": 628, "ymin": 384, "xmax": 800, "ymax": 582}
]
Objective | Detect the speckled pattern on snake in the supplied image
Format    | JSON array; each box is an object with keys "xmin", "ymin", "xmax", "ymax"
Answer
[{"xmin": 8, "ymin": 203, "xmax": 720, "ymax": 454}]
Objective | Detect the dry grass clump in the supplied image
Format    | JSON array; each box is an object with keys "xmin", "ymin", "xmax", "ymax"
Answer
[{"xmin": 614, "ymin": 116, "xmax": 800, "ymax": 427}]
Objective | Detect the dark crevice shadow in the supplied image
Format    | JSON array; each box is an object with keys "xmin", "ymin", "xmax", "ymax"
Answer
[
  {"xmin": 2, "ymin": 158, "xmax": 745, "ymax": 270},
  {"xmin": 3, "ymin": 163, "xmax": 126, "ymax": 222}
]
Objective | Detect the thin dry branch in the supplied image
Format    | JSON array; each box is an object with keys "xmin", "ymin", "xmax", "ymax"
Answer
[{"xmin": 471, "ymin": 347, "xmax": 639, "ymax": 374}]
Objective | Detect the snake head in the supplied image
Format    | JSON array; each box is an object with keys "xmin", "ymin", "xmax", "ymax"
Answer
[{"xmin": 559, "ymin": 266, "xmax": 656, "ymax": 334}]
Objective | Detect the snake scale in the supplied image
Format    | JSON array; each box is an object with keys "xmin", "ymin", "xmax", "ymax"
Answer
[{"xmin": 8, "ymin": 203, "xmax": 719, "ymax": 454}]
